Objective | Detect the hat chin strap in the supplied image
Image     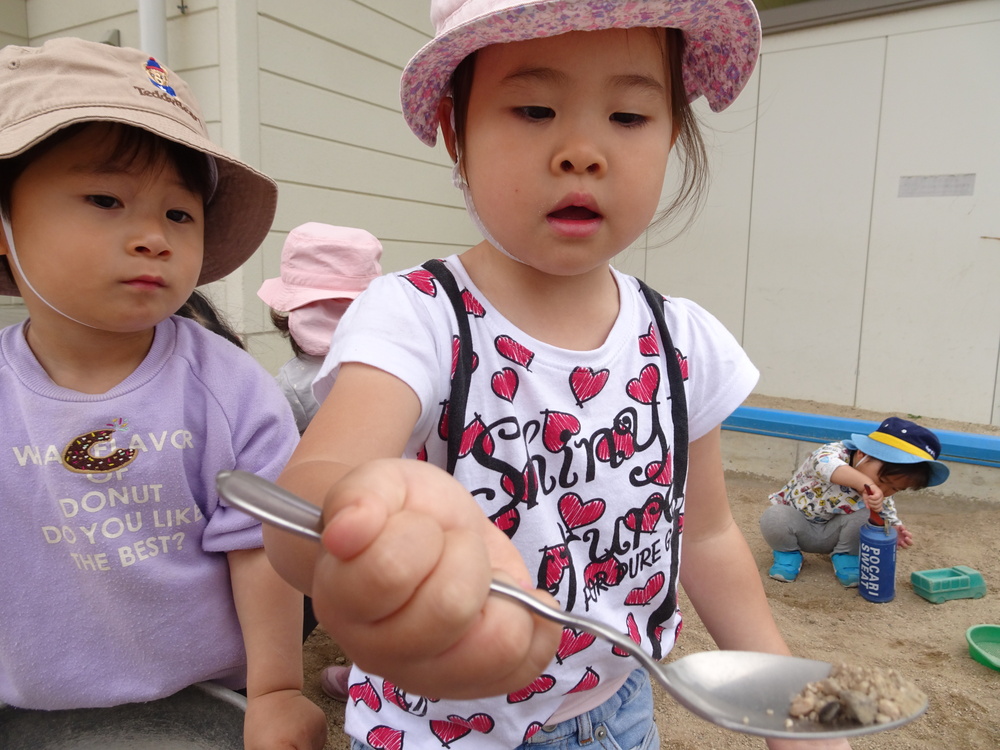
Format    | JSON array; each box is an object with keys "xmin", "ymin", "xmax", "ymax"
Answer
[
  {"xmin": 452, "ymin": 158, "xmax": 526, "ymax": 266},
  {"xmin": 1, "ymin": 214, "xmax": 99, "ymax": 330}
]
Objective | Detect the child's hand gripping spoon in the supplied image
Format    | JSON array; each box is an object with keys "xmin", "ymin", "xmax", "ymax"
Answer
[{"xmin": 216, "ymin": 469, "xmax": 927, "ymax": 740}]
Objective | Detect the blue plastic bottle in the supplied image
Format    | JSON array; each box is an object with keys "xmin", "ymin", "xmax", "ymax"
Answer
[{"xmin": 859, "ymin": 513, "xmax": 897, "ymax": 602}]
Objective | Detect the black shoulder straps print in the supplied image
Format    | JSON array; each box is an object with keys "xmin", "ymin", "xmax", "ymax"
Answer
[{"xmin": 421, "ymin": 259, "xmax": 688, "ymax": 499}]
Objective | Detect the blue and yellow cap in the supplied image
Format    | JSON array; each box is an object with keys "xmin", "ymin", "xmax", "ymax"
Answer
[{"xmin": 844, "ymin": 417, "xmax": 950, "ymax": 487}]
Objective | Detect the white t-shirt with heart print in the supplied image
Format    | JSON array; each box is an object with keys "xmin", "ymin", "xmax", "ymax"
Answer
[{"xmin": 316, "ymin": 255, "xmax": 758, "ymax": 750}]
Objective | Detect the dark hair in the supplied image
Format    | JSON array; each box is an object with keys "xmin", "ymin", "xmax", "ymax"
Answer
[
  {"xmin": 448, "ymin": 27, "xmax": 708, "ymax": 242},
  {"xmin": 0, "ymin": 122, "xmax": 214, "ymax": 291},
  {"xmin": 176, "ymin": 289, "xmax": 245, "ymax": 349},
  {"xmin": 877, "ymin": 461, "xmax": 932, "ymax": 492},
  {"xmin": 270, "ymin": 309, "xmax": 305, "ymax": 358}
]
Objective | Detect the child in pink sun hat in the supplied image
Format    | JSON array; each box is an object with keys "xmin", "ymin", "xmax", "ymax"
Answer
[
  {"xmin": 258, "ymin": 223, "xmax": 383, "ymax": 435},
  {"xmin": 266, "ymin": 3, "xmax": 847, "ymax": 749}
]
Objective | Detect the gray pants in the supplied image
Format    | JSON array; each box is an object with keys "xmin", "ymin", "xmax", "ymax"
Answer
[{"xmin": 759, "ymin": 503, "xmax": 869, "ymax": 556}]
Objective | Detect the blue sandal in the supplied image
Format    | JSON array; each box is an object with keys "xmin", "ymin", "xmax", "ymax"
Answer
[
  {"xmin": 832, "ymin": 553, "xmax": 860, "ymax": 588},
  {"xmin": 768, "ymin": 550, "xmax": 803, "ymax": 582}
]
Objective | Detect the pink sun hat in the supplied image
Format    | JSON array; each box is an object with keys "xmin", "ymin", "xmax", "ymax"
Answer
[
  {"xmin": 257, "ymin": 223, "xmax": 383, "ymax": 313},
  {"xmin": 401, "ymin": 0, "xmax": 761, "ymax": 146}
]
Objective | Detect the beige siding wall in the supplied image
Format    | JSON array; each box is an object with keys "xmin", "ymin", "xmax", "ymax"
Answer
[
  {"xmin": 248, "ymin": 0, "xmax": 478, "ymax": 370},
  {"xmin": 643, "ymin": 0, "xmax": 1000, "ymax": 426},
  {"xmin": 2, "ymin": 1, "xmax": 998, "ymax": 426}
]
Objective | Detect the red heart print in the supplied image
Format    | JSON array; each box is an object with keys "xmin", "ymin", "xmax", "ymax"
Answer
[
  {"xmin": 596, "ymin": 429, "xmax": 635, "ymax": 462},
  {"xmin": 491, "ymin": 506, "xmax": 520, "ymax": 536},
  {"xmin": 461, "ymin": 289, "xmax": 485, "ymax": 317},
  {"xmin": 403, "ymin": 269, "xmax": 436, "ymax": 295},
  {"xmin": 430, "ymin": 720, "xmax": 470, "ymax": 745},
  {"xmin": 624, "ymin": 572, "xmax": 665, "ymax": 605},
  {"xmin": 644, "ymin": 458, "xmax": 672, "ymax": 486},
  {"xmin": 557, "ymin": 627, "xmax": 596, "ymax": 662},
  {"xmin": 612, "ymin": 613, "xmax": 641, "ymax": 656},
  {"xmin": 540, "ymin": 544, "xmax": 570, "ymax": 589},
  {"xmin": 638, "ymin": 323, "xmax": 658, "ymax": 356},
  {"xmin": 626, "ymin": 364, "xmax": 660, "ymax": 404},
  {"xmin": 367, "ymin": 726, "xmax": 403, "ymax": 750},
  {"xmin": 584, "ymin": 557, "xmax": 623, "ymax": 588},
  {"xmin": 624, "ymin": 494, "xmax": 663, "ymax": 532},
  {"xmin": 450, "ymin": 336, "xmax": 478, "ymax": 378},
  {"xmin": 495, "ymin": 335, "xmax": 534, "ymax": 369},
  {"xmin": 507, "ymin": 674, "xmax": 555, "ymax": 703},
  {"xmin": 569, "ymin": 366, "xmax": 609, "ymax": 407},
  {"xmin": 447, "ymin": 713, "xmax": 495, "ymax": 733},
  {"xmin": 459, "ymin": 417, "xmax": 493, "ymax": 457},
  {"xmin": 542, "ymin": 411, "xmax": 580, "ymax": 452},
  {"xmin": 381, "ymin": 679, "xmax": 408, "ymax": 710},
  {"xmin": 524, "ymin": 723, "xmax": 543, "ymax": 742},
  {"xmin": 348, "ymin": 678, "xmax": 381, "ymax": 711},
  {"xmin": 568, "ymin": 667, "xmax": 600, "ymax": 694},
  {"xmin": 675, "ymin": 348, "xmax": 689, "ymax": 379},
  {"xmin": 491, "ymin": 368, "xmax": 518, "ymax": 401},
  {"xmin": 558, "ymin": 493, "xmax": 605, "ymax": 529},
  {"xmin": 500, "ymin": 464, "xmax": 536, "ymax": 502}
]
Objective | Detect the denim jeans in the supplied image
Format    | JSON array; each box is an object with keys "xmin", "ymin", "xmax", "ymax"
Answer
[{"xmin": 350, "ymin": 669, "xmax": 658, "ymax": 750}]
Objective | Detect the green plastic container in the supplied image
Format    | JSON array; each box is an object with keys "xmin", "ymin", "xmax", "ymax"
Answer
[
  {"xmin": 966, "ymin": 624, "xmax": 1000, "ymax": 672},
  {"xmin": 910, "ymin": 566, "xmax": 987, "ymax": 604}
]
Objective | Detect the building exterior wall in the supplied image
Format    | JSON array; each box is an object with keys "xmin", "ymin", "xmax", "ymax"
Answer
[
  {"xmin": 1, "ymin": 0, "xmax": 997, "ymax": 426},
  {"xmin": 646, "ymin": 0, "xmax": 1000, "ymax": 426}
]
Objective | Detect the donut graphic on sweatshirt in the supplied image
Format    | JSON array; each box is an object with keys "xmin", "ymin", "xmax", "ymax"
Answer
[{"xmin": 62, "ymin": 417, "xmax": 137, "ymax": 473}]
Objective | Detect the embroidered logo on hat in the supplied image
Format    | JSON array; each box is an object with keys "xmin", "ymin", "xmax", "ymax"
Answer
[{"xmin": 144, "ymin": 58, "xmax": 175, "ymax": 96}]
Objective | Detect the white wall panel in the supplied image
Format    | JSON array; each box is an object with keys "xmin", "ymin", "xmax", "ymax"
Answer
[
  {"xmin": 645, "ymin": 73, "xmax": 761, "ymax": 341},
  {"xmin": 25, "ymin": 0, "xmax": 133, "ymax": 38},
  {"xmin": 260, "ymin": 127, "xmax": 457, "ymax": 207},
  {"xmin": 742, "ymin": 38, "xmax": 885, "ymax": 405},
  {"xmin": 258, "ymin": 71, "xmax": 428, "ymax": 163},
  {"xmin": 259, "ymin": 0, "xmax": 428, "ymax": 69},
  {"xmin": 856, "ymin": 20, "xmax": 1000, "ymax": 423},
  {"xmin": 0, "ymin": 0, "xmax": 27, "ymax": 41},
  {"xmin": 258, "ymin": 15, "xmax": 401, "ymax": 111}
]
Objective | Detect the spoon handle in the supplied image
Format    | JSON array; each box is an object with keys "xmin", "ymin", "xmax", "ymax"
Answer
[
  {"xmin": 488, "ymin": 580, "xmax": 671, "ymax": 691},
  {"xmin": 216, "ymin": 470, "xmax": 674, "ymax": 691}
]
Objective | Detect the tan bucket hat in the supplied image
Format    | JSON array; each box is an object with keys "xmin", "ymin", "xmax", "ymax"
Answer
[{"xmin": 0, "ymin": 37, "xmax": 277, "ymax": 297}]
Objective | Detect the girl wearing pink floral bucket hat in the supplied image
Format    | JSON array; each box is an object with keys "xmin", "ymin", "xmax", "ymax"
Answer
[{"xmin": 268, "ymin": 3, "xmax": 841, "ymax": 750}]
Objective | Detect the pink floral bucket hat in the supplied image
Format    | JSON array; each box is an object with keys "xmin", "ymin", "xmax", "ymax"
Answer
[{"xmin": 401, "ymin": 0, "xmax": 762, "ymax": 146}]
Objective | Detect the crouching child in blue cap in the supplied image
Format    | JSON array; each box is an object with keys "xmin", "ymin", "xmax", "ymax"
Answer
[{"xmin": 760, "ymin": 417, "xmax": 949, "ymax": 587}]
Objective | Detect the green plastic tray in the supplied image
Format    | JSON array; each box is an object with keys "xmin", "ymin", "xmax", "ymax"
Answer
[
  {"xmin": 910, "ymin": 566, "xmax": 987, "ymax": 604},
  {"xmin": 966, "ymin": 624, "xmax": 1000, "ymax": 672}
]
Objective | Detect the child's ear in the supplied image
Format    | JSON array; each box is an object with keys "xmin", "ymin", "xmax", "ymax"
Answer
[{"xmin": 437, "ymin": 97, "xmax": 459, "ymax": 163}]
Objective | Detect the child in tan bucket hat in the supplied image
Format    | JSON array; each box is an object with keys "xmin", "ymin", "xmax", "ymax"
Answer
[{"xmin": 0, "ymin": 37, "xmax": 325, "ymax": 748}]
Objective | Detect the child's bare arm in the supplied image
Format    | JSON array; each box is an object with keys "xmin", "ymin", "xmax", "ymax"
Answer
[
  {"xmin": 681, "ymin": 429, "xmax": 853, "ymax": 750},
  {"xmin": 227, "ymin": 548, "xmax": 327, "ymax": 750},
  {"xmin": 266, "ymin": 363, "xmax": 562, "ymax": 699}
]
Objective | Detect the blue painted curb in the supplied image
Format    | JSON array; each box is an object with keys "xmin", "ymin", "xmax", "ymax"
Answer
[{"xmin": 722, "ymin": 407, "xmax": 1000, "ymax": 469}]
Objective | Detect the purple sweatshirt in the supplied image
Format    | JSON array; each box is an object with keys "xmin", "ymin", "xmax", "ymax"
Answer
[{"xmin": 0, "ymin": 316, "xmax": 299, "ymax": 709}]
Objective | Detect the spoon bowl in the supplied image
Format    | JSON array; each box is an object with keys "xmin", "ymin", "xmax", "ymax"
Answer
[{"xmin": 215, "ymin": 469, "xmax": 927, "ymax": 739}]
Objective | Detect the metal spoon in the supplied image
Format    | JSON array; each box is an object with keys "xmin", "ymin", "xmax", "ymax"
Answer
[{"xmin": 215, "ymin": 469, "xmax": 927, "ymax": 740}]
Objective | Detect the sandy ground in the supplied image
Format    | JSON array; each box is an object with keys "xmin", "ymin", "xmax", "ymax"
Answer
[{"xmin": 301, "ymin": 467, "xmax": 1000, "ymax": 749}]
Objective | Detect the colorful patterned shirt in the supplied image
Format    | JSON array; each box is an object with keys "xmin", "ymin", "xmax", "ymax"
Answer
[{"xmin": 768, "ymin": 441, "xmax": 900, "ymax": 525}]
